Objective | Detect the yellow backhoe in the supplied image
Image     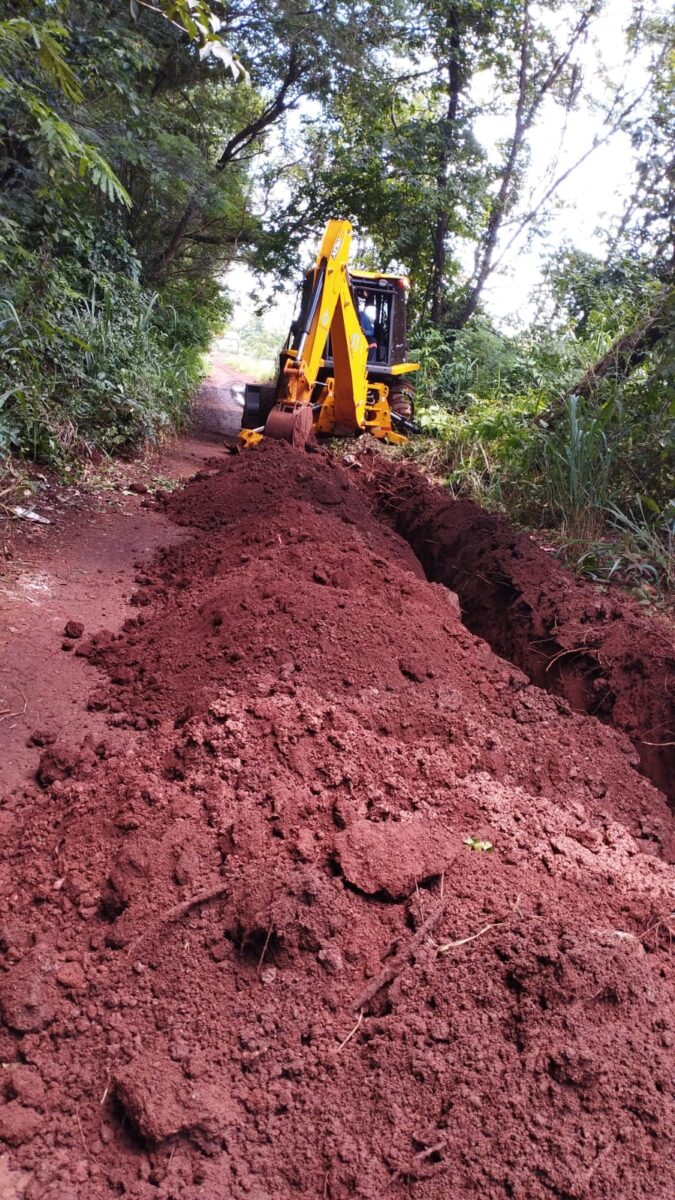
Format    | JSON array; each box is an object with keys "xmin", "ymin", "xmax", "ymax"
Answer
[{"xmin": 239, "ymin": 220, "xmax": 419, "ymax": 448}]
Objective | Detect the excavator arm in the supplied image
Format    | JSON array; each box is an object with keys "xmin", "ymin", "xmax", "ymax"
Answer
[{"xmin": 285, "ymin": 220, "xmax": 369, "ymax": 427}]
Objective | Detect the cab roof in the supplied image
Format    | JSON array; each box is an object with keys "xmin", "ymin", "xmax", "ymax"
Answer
[{"xmin": 351, "ymin": 269, "xmax": 410, "ymax": 286}]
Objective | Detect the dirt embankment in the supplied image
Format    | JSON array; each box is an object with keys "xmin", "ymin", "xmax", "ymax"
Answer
[
  {"xmin": 0, "ymin": 442, "xmax": 673, "ymax": 1200},
  {"xmin": 358, "ymin": 453, "xmax": 675, "ymax": 802}
]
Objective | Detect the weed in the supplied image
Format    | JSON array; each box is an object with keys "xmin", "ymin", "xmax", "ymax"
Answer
[{"xmin": 463, "ymin": 837, "xmax": 494, "ymax": 853}]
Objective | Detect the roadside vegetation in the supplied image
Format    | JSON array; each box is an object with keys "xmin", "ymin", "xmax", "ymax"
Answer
[
  {"xmin": 408, "ymin": 248, "xmax": 674, "ymax": 594},
  {"xmin": 1, "ymin": 1, "xmax": 672, "ymax": 592},
  {"xmin": 0, "ymin": 2, "xmax": 242, "ymax": 470}
]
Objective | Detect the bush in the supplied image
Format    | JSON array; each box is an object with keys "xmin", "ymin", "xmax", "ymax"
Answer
[
  {"xmin": 407, "ymin": 305, "xmax": 674, "ymax": 591},
  {"xmin": 0, "ymin": 216, "xmax": 228, "ymax": 465}
]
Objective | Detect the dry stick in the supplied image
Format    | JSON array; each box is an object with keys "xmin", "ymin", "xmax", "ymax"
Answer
[
  {"xmin": 334, "ymin": 1009, "xmax": 363, "ymax": 1054},
  {"xmin": 256, "ymin": 921, "xmax": 275, "ymax": 973},
  {"xmin": 0, "ymin": 687, "xmax": 27, "ymax": 722},
  {"xmin": 433, "ymin": 917, "xmax": 506, "ymax": 954},
  {"xmin": 75, "ymin": 1108, "xmax": 89, "ymax": 1158},
  {"xmin": 126, "ymin": 883, "xmax": 229, "ymax": 955},
  {"xmin": 434, "ymin": 897, "xmax": 522, "ymax": 953},
  {"xmin": 351, "ymin": 896, "xmax": 449, "ymax": 1014},
  {"xmin": 545, "ymin": 645, "xmax": 599, "ymax": 673}
]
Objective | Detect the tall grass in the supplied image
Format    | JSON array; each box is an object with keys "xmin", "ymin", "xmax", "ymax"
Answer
[
  {"xmin": 0, "ymin": 258, "xmax": 207, "ymax": 464},
  {"xmin": 406, "ymin": 320, "xmax": 674, "ymax": 594},
  {"xmin": 542, "ymin": 395, "xmax": 612, "ymax": 540}
]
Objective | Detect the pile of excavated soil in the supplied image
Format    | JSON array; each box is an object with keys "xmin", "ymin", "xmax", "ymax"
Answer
[
  {"xmin": 0, "ymin": 441, "xmax": 673, "ymax": 1200},
  {"xmin": 357, "ymin": 452, "xmax": 675, "ymax": 802}
]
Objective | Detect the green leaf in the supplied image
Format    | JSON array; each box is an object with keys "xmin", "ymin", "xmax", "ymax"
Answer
[{"xmin": 463, "ymin": 837, "xmax": 494, "ymax": 853}]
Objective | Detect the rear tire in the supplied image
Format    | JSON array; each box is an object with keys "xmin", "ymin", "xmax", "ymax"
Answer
[
  {"xmin": 242, "ymin": 384, "xmax": 277, "ymax": 430},
  {"xmin": 388, "ymin": 384, "xmax": 415, "ymax": 422}
]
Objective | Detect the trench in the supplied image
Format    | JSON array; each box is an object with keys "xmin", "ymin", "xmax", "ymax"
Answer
[{"xmin": 361, "ymin": 456, "xmax": 674, "ymax": 805}]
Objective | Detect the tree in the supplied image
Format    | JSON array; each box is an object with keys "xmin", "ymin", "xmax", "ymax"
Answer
[
  {"xmin": 566, "ymin": 284, "xmax": 674, "ymax": 401},
  {"xmin": 452, "ymin": 0, "xmax": 602, "ymax": 328},
  {"xmin": 0, "ymin": 11, "xmax": 130, "ymax": 204},
  {"xmin": 143, "ymin": 0, "xmax": 401, "ymax": 283},
  {"xmin": 0, "ymin": 0, "xmax": 258, "ymax": 460},
  {"xmin": 607, "ymin": 9, "xmax": 674, "ymax": 270},
  {"xmin": 264, "ymin": 0, "xmax": 671, "ymax": 337}
]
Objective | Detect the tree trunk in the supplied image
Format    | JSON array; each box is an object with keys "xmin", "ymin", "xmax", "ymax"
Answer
[
  {"xmin": 429, "ymin": 9, "xmax": 461, "ymax": 327},
  {"xmin": 563, "ymin": 284, "xmax": 672, "ymax": 402},
  {"xmin": 146, "ymin": 47, "xmax": 300, "ymax": 284},
  {"xmin": 147, "ymin": 197, "xmax": 197, "ymax": 283},
  {"xmin": 451, "ymin": 2, "xmax": 599, "ymax": 331},
  {"xmin": 452, "ymin": 4, "xmax": 530, "ymax": 330}
]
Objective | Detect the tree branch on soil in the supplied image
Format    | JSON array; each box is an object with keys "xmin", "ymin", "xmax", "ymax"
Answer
[
  {"xmin": 127, "ymin": 882, "xmax": 229, "ymax": 953},
  {"xmin": 351, "ymin": 895, "xmax": 449, "ymax": 1013}
]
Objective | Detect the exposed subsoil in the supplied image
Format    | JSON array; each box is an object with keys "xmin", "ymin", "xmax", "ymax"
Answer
[
  {"xmin": 357, "ymin": 452, "xmax": 675, "ymax": 803},
  {"xmin": 0, "ymin": 413, "xmax": 673, "ymax": 1199}
]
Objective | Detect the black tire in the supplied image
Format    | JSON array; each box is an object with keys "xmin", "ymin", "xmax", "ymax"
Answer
[
  {"xmin": 388, "ymin": 384, "xmax": 415, "ymax": 422},
  {"xmin": 242, "ymin": 384, "xmax": 276, "ymax": 430}
]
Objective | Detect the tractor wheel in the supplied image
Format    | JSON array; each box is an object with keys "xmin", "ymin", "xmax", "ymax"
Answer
[
  {"xmin": 388, "ymin": 385, "xmax": 415, "ymax": 422},
  {"xmin": 242, "ymin": 384, "xmax": 276, "ymax": 430}
]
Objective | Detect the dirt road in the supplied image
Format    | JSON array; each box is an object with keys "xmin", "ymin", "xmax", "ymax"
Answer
[
  {"xmin": 0, "ymin": 355, "xmax": 242, "ymax": 795},
  {"xmin": 0, "ymin": 369, "xmax": 673, "ymax": 1199}
]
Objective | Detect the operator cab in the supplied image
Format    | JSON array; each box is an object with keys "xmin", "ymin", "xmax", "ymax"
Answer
[
  {"xmin": 335, "ymin": 271, "xmax": 410, "ymax": 376},
  {"xmin": 355, "ymin": 287, "xmax": 386, "ymax": 362},
  {"xmin": 242, "ymin": 265, "xmax": 415, "ymax": 430}
]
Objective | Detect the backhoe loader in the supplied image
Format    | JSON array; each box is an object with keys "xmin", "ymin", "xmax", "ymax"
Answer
[{"xmin": 239, "ymin": 220, "xmax": 419, "ymax": 448}]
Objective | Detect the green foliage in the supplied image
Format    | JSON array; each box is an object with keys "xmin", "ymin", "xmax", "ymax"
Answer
[
  {"xmin": 135, "ymin": 0, "xmax": 245, "ymax": 77},
  {"xmin": 0, "ymin": 0, "xmax": 243, "ymax": 464},
  {"xmin": 542, "ymin": 395, "xmax": 613, "ymax": 524},
  {"xmin": 0, "ymin": 14, "xmax": 131, "ymax": 204},
  {"xmin": 0, "ymin": 221, "xmax": 212, "ymax": 461},
  {"xmin": 237, "ymin": 314, "xmax": 284, "ymax": 361},
  {"xmin": 463, "ymin": 837, "xmax": 494, "ymax": 853},
  {"xmin": 408, "ymin": 252, "xmax": 674, "ymax": 590},
  {"xmin": 540, "ymin": 246, "xmax": 667, "ymax": 338}
]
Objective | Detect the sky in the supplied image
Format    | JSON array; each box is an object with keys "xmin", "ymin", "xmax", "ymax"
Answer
[
  {"xmin": 223, "ymin": 0, "xmax": 665, "ymax": 347},
  {"xmin": 472, "ymin": 0, "xmax": 658, "ymax": 325}
]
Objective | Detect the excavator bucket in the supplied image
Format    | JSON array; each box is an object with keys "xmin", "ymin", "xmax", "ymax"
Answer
[{"xmin": 263, "ymin": 404, "xmax": 314, "ymax": 449}]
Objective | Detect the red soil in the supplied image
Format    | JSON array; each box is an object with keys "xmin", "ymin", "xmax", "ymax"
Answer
[
  {"xmin": 0, "ymin": 440, "xmax": 673, "ymax": 1199},
  {"xmin": 358, "ymin": 452, "xmax": 675, "ymax": 802}
]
